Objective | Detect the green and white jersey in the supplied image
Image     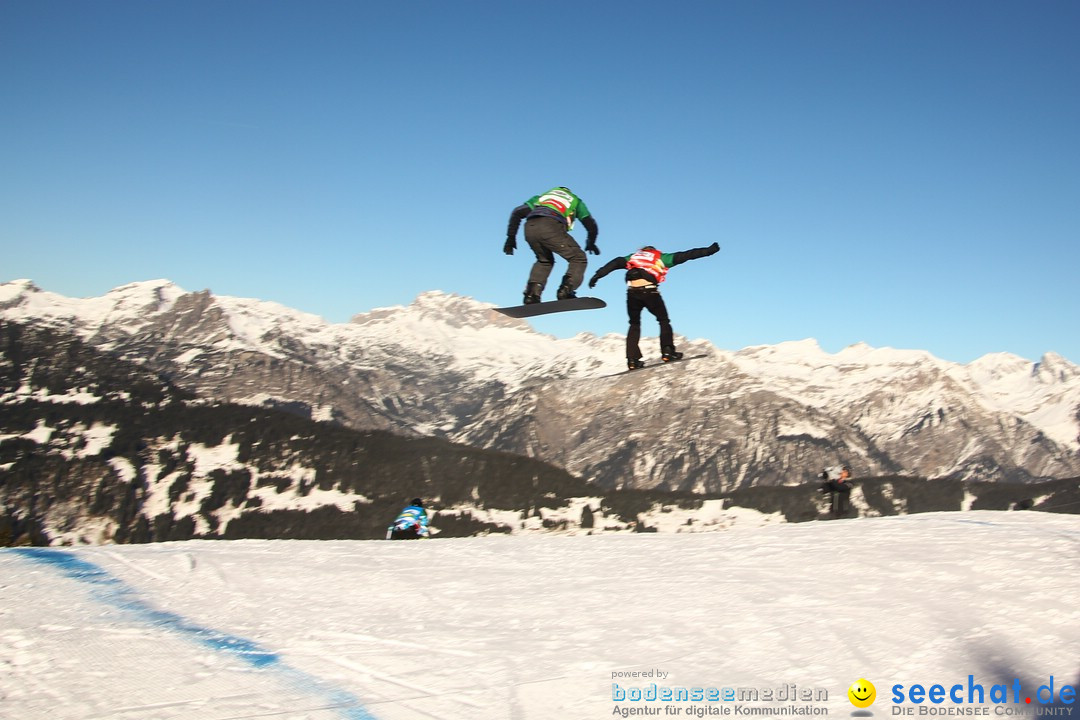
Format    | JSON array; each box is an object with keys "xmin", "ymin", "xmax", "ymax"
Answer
[{"xmin": 525, "ymin": 187, "xmax": 591, "ymax": 230}]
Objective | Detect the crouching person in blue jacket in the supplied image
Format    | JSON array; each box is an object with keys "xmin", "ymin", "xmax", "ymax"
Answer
[{"xmin": 386, "ymin": 498, "xmax": 430, "ymax": 539}]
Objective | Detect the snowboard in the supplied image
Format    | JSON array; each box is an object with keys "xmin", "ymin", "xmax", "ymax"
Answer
[
  {"xmin": 494, "ymin": 296, "xmax": 606, "ymax": 319},
  {"xmin": 607, "ymin": 353, "xmax": 708, "ymax": 377}
]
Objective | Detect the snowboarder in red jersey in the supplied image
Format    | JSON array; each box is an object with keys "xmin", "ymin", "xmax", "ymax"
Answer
[{"xmin": 589, "ymin": 242, "xmax": 719, "ymax": 370}]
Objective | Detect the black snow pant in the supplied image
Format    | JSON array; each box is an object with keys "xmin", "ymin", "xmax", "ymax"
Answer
[
  {"xmin": 821, "ymin": 480, "xmax": 851, "ymax": 515},
  {"xmin": 390, "ymin": 527, "xmax": 422, "ymax": 540},
  {"xmin": 626, "ymin": 286, "xmax": 675, "ymax": 361},
  {"xmin": 523, "ymin": 216, "xmax": 587, "ymax": 296}
]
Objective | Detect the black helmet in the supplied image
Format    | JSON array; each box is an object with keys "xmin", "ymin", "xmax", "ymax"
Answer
[{"xmin": 411, "ymin": 498, "xmax": 423, "ymax": 507}]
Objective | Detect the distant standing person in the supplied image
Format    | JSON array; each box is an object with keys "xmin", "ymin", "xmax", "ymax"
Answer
[
  {"xmin": 386, "ymin": 498, "xmax": 430, "ymax": 540},
  {"xmin": 588, "ymin": 242, "xmax": 719, "ymax": 370},
  {"xmin": 817, "ymin": 466, "xmax": 852, "ymax": 516},
  {"xmin": 505, "ymin": 187, "xmax": 599, "ymax": 304}
]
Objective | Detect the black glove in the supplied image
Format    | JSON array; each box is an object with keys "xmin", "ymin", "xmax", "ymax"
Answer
[
  {"xmin": 503, "ymin": 237, "xmax": 516, "ymax": 255},
  {"xmin": 707, "ymin": 242, "xmax": 720, "ymax": 255},
  {"xmin": 585, "ymin": 240, "xmax": 599, "ymax": 255},
  {"xmin": 588, "ymin": 276, "xmax": 598, "ymax": 289}
]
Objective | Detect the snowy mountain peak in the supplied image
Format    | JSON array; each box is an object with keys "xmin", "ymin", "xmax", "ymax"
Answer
[
  {"xmin": 740, "ymin": 337, "xmax": 824, "ymax": 357},
  {"xmin": 3, "ymin": 280, "xmax": 1080, "ymax": 484},
  {"xmin": 835, "ymin": 342, "xmax": 937, "ymax": 365},
  {"xmin": 98, "ymin": 279, "xmax": 185, "ymax": 318},
  {"xmin": 836, "ymin": 341, "xmax": 875, "ymax": 357},
  {"xmin": 104, "ymin": 278, "xmax": 182, "ymax": 298},
  {"xmin": 352, "ymin": 290, "xmax": 527, "ymax": 335},
  {"xmin": 0, "ymin": 278, "xmax": 40, "ymax": 295},
  {"xmin": 1036, "ymin": 352, "xmax": 1080, "ymax": 384},
  {"xmin": 0, "ymin": 278, "xmax": 185, "ymax": 327},
  {"xmin": 407, "ymin": 290, "xmax": 514, "ymax": 330},
  {"xmin": 0, "ymin": 279, "xmax": 44, "ymax": 308}
]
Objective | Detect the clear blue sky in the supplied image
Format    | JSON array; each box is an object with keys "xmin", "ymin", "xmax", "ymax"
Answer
[{"xmin": 3, "ymin": 1, "xmax": 1078, "ymax": 364}]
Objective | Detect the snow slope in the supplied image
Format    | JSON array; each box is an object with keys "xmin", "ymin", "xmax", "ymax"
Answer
[{"xmin": 3, "ymin": 511, "xmax": 1078, "ymax": 720}]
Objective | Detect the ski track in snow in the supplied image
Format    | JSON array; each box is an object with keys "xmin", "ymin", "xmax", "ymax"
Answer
[
  {"xmin": 1, "ymin": 511, "xmax": 1079, "ymax": 720},
  {"xmin": 9, "ymin": 547, "xmax": 375, "ymax": 720}
]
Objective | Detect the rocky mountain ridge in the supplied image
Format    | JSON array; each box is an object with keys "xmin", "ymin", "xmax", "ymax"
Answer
[
  {"xmin": 0, "ymin": 319, "xmax": 667, "ymax": 545},
  {"xmin": 2, "ymin": 279, "xmax": 1078, "ymax": 491},
  {"xmin": 3, "ymin": 310, "xmax": 1078, "ymax": 547}
]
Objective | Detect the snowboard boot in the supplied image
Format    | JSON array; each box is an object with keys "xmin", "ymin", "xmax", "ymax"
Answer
[
  {"xmin": 661, "ymin": 347, "xmax": 683, "ymax": 362},
  {"xmin": 523, "ymin": 282, "xmax": 543, "ymax": 305},
  {"xmin": 555, "ymin": 277, "xmax": 577, "ymax": 300},
  {"xmin": 628, "ymin": 358, "xmax": 646, "ymax": 370}
]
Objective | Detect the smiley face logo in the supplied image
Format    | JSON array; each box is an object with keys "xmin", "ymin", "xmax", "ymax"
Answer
[{"xmin": 848, "ymin": 678, "xmax": 876, "ymax": 708}]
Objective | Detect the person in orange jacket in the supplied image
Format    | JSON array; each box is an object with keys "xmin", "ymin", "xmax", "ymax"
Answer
[{"xmin": 817, "ymin": 466, "xmax": 853, "ymax": 516}]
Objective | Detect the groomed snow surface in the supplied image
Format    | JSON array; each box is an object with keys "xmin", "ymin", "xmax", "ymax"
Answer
[{"xmin": 2, "ymin": 511, "xmax": 1078, "ymax": 720}]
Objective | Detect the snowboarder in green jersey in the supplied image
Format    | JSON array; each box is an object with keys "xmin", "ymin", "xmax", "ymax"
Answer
[
  {"xmin": 505, "ymin": 187, "xmax": 600, "ymax": 304},
  {"xmin": 589, "ymin": 242, "xmax": 719, "ymax": 370}
]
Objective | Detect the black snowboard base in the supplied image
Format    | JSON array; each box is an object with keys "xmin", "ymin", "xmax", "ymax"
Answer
[
  {"xmin": 494, "ymin": 296, "xmax": 606, "ymax": 319},
  {"xmin": 606, "ymin": 353, "xmax": 708, "ymax": 377}
]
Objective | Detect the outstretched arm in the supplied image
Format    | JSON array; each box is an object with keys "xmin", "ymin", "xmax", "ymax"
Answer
[
  {"xmin": 588, "ymin": 256, "xmax": 627, "ymax": 288},
  {"xmin": 669, "ymin": 242, "xmax": 720, "ymax": 267}
]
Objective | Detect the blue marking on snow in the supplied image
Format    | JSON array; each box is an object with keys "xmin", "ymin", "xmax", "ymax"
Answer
[{"xmin": 15, "ymin": 547, "xmax": 377, "ymax": 720}]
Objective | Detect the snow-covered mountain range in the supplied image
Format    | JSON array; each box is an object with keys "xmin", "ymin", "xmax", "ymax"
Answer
[{"xmin": 3, "ymin": 279, "xmax": 1079, "ymax": 491}]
